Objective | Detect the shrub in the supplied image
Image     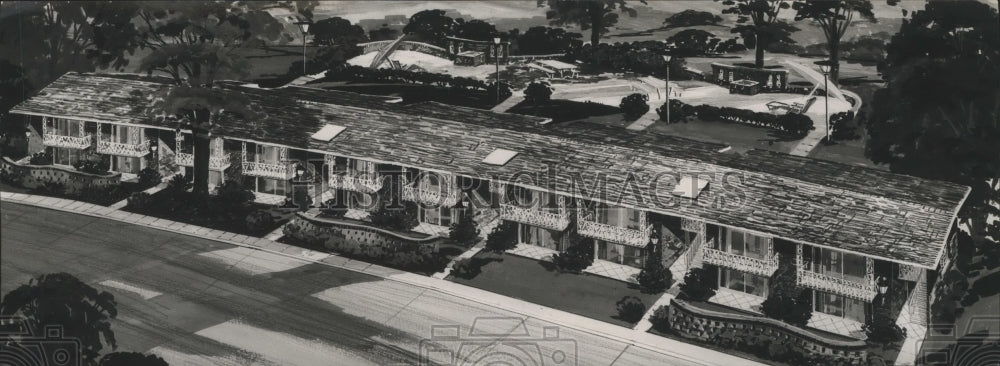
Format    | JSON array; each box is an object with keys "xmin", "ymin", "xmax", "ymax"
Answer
[
  {"xmin": 761, "ymin": 262, "xmax": 812, "ymax": 326},
  {"xmin": 620, "ymin": 93, "xmax": 650, "ymax": 121},
  {"xmin": 648, "ymin": 305, "xmax": 671, "ymax": 333},
  {"xmin": 127, "ymin": 192, "xmax": 153, "ymax": 211},
  {"xmin": 679, "ymin": 268, "xmax": 716, "ymax": 301},
  {"xmin": 775, "ymin": 113, "xmax": 815, "ymax": 137},
  {"xmin": 449, "ymin": 208, "xmax": 480, "ymax": 247},
  {"xmin": 27, "ymin": 151, "xmax": 53, "ymax": 165},
  {"xmin": 137, "ymin": 168, "xmax": 163, "ymax": 189},
  {"xmin": 615, "ymin": 296, "xmax": 647, "ymax": 323},
  {"xmin": 214, "ymin": 179, "xmax": 255, "ymax": 208},
  {"xmin": 72, "ymin": 158, "xmax": 110, "ymax": 175},
  {"xmin": 552, "ymin": 232, "xmax": 593, "ymax": 272},
  {"xmin": 488, "ymin": 82, "xmax": 513, "ymax": 103},
  {"xmin": 524, "ymin": 81, "xmax": 553, "ymax": 103},
  {"xmin": 863, "ymin": 304, "xmax": 907, "ymax": 348},
  {"xmin": 829, "ymin": 111, "xmax": 860, "ymax": 141},
  {"xmin": 635, "ymin": 256, "xmax": 673, "ymax": 293},
  {"xmin": 656, "ymin": 99, "xmax": 693, "ymax": 123},
  {"xmin": 484, "ymin": 220, "xmax": 518, "ymax": 254},
  {"xmin": 245, "ymin": 210, "xmax": 275, "ymax": 235},
  {"xmin": 321, "ymin": 198, "xmax": 348, "ymax": 218},
  {"xmin": 369, "ymin": 200, "xmax": 420, "ymax": 232},
  {"xmin": 450, "ymin": 258, "xmax": 482, "ymax": 279},
  {"xmin": 33, "ymin": 180, "xmax": 66, "ymax": 196},
  {"xmin": 165, "ymin": 174, "xmax": 192, "ymax": 195}
]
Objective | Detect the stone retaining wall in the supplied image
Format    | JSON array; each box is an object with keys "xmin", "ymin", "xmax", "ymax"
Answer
[{"xmin": 0, "ymin": 156, "xmax": 121, "ymax": 194}]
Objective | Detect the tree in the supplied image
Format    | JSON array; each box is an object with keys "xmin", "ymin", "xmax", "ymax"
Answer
[
  {"xmin": 403, "ymin": 10, "xmax": 456, "ymax": 45},
  {"xmin": 132, "ymin": 2, "xmax": 283, "ymax": 195},
  {"xmin": 1, "ymin": 273, "xmax": 118, "ymax": 366},
  {"xmin": 454, "ymin": 19, "xmax": 498, "ymax": 41},
  {"xmin": 863, "ymin": 303, "xmax": 907, "ymax": 349},
  {"xmin": 793, "ymin": 0, "xmax": 880, "ymax": 83},
  {"xmin": 718, "ymin": 0, "xmax": 796, "ymax": 68},
  {"xmin": 865, "ymin": 1, "xmax": 999, "ymax": 250},
  {"xmin": 615, "ymin": 296, "xmax": 646, "ymax": 323},
  {"xmin": 552, "ymin": 231, "xmax": 594, "ymax": 272},
  {"xmin": 761, "ymin": 261, "xmax": 812, "ymax": 326},
  {"xmin": 679, "ymin": 267, "xmax": 716, "ymax": 301},
  {"xmin": 539, "ymin": 0, "xmax": 646, "ymax": 46},
  {"xmin": 369, "ymin": 26, "xmax": 400, "ymax": 42},
  {"xmin": 619, "ymin": 93, "xmax": 649, "ymax": 121},
  {"xmin": 524, "ymin": 81, "xmax": 553, "ymax": 104},
  {"xmin": 662, "ymin": 10, "xmax": 723, "ymax": 28},
  {"xmin": 484, "ymin": 220, "xmax": 518, "ymax": 254},
  {"xmin": 668, "ymin": 29, "xmax": 721, "ymax": 56},
  {"xmin": 517, "ymin": 26, "xmax": 583, "ymax": 54},
  {"xmin": 99, "ymin": 352, "xmax": 169, "ymax": 366},
  {"xmin": 449, "ymin": 207, "xmax": 480, "ymax": 247},
  {"xmin": 310, "ymin": 17, "xmax": 367, "ymax": 46},
  {"xmin": 634, "ymin": 252, "xmax": 672, "ymax": 293}
]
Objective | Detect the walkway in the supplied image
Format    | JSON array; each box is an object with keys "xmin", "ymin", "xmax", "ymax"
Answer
[
  {"xmin": 490, "ymin": 89, "xmax": 525, "ymax": 113},
  {"xmin": 0, "ymin": 191, "xmax": 766, "ymax": 366}
]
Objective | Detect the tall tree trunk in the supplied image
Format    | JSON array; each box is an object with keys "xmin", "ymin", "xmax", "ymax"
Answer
[
  {"xmin": 191, "ymin": 109, "xmax": 212, "ymax": 195},
  {"xmin": 829, "ymin": 37, "xmax": 840, "ymax": 85},
  {"xmin": 755, "ymin": 33, "xmax": 767, "ymax": 68},
  {"xmin": 589, "ymin": 2, "xmax": 602, "ymax": 46}
]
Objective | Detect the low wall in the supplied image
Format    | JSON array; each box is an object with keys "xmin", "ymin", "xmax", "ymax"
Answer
[
  {"xmin": 710, "ymin": 63, "xmax": 789, "ymax": 91},
  {"xmin": 668, "ymin": 298, "xmax": 868, "ymax": 364},
  {"xmin": 0, "ymin": 156, "xmax": 121, "ymax": 194},
  {"xmin": 291, "ymin": 212, "xmax": 442, "ymax": 250}
]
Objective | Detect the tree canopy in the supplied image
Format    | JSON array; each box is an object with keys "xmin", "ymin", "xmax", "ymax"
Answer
[
  {"xmin": 310, "ymin": 17, "xmax": 367, "ymax": 46},
  {"xmin": 539, "ymin": 0, "xmax": 646, "ymax": 46},
  {"xmin": 517, "ymin": 26, "xmax": 583, "ymax": 54},
  {"xmin": 662, "ymin": 10, "xmax": 723, "ymax": 28},
  {"xmin": 403, "ymin": 10, "xmax": 456, "ymax": 45},
  {"xmin": 719, "ymin": 0, "xmax": 796, "ymax": 68},
  {"xmin": 793, "ymin": 0, "xmax": 879, "ymax": 83}
]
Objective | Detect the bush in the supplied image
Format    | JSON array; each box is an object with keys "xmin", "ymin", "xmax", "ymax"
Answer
[
  {"xmin": 775, "ymin": 113, "xmax": 815, "ymax": 137},
  {"xmin": 615, "ymin": 296, "xmax": 647, "ymax": 323},
  {"xmin": 488, "ymin": 82, "xmax": 513, "ymax": 103},
  {"xmin": 165, "ymin": 174, "xmax": 192, "ymax": 197},
  {"xmin": 214, "ymin": 179, "xmax": 255, "ymax": 208},
  {"xmin": 369, "ymin": 200, "xmax": 420, "ymax": 232},
  {"xmin": 72, "ymin": 158, "xmax": 110, "ymax": 175},
  {"xmin": 448, "ymin": 208, "xmax": 480, "ymax": 247},
  {"xmin": 648, "ymin": 305, "xmax": 671, "ymax": 333},
  {"xmin": 679, "ymin": 268, "xmax": 716, "ymax": 301},
  {"xmin": 761, "ymin": 262, "xmax": 812, "ymax": 326},
  {"xmin": 863, "ymin": 305, "xmax": 907, "ymax": 348},
  {"xmin": 27, "ymin": 151, "xmax": 53, "ymax": 165},
  {"xmin": 450, "ymin": 258, "xmax": 482, "ymax": 279},
  {"xmin": 635, "ymin": 256, "xmax": 673, "ymax": 293},
  {"xmin": 321, "ymin": 198, "xmax": 348, "ymax": 218},
  {"xmin": 552, "ymin": 232, "xmax": 593, "ymax": 272},
  {"xmin": 484, "ymin": 220, "xmax": 518, "ymax": 254},
  {"xmin": 137, "ymin": 168, "xmax": 162, "ymax": 189},
  {"xmin": 829, "ymin": 111, "xmax": 860, "ymax": 141},
  {"xmin": 524, "ymin": 81, "xmax": 553, "ymax": 103},
  {"xmin": 127, "ymin": 192, "xmax": 153, "ymax": 211},
  {"xmin": 33, "ymin": 180, "xmax": 66, "ymax": 196},
  {"xmin": 620, "ymin": 93, "xmax": 650, "ymax": 121},
  {"xmin": 656, "ymin": 99, "xmax": 693, "ymax": 123},
  {"xmin": 245, "ymin": 210, "xmax": 275, "ymax": 235}
]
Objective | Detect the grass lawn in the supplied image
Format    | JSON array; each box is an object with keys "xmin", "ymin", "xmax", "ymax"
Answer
[
  {"xmin": 808, "ymin": 138, "xmax": 886, "ymax": 170},
  {"xmin": 508, "ymin": 99, "xmax": 622, "ymax": 123},
  {"xmin": 446, "ymin": 252, "xmax": 663, "ymax": 328},
  {"xmin": 646, "ymin": 117, "xmax": 801, "ymax": 154},
  {"xmin": 318, "ymin": 83, "xmax": 501, "ymax": 110}
]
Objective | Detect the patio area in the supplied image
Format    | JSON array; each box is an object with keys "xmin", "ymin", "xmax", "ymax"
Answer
[{"xmin": 505, "ymin": 244, "xmax": 644, "ymax": 283}]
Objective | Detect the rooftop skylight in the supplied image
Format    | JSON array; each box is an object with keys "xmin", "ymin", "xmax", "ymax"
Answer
[
  {"xmin": 482, "ymin": 149, "xmax": 518, "ymax": 166},
  {"xmin": 310, "ymin": 124, "xmax": 346, "ymax": 141}
]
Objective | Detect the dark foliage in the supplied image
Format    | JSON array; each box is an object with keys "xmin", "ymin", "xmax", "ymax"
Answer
[
  {"xmin": 136, "ymin": 167, "xmax": 162, "ymax": 189},
  {"xmin": 517, "ymin": 26, "xmax": 583, "ymax": 54},
  {"xmin": 450, "ymin": 257, "xmax": 483, "ymax": 279},
  {"xmin": 565, "ymin": 41, "xmax": 690, "ymax": 80},
  {"xmin": 648, "ymin": 305, "xmax": 671, "ymax": 333},
  {"xmin": 679, "ymin": 268, "xmax": 716, "ymax": 301},
  {"xmin": 635, "ymin": 254, "xmax": 672, "ymax": 294},
  {"xmin": 668, "ymin": 29, "xmax": 723, "ymax": 56},
  {"xmin": 761, "ymin": 262, "xmax": 812, "ymax": 327},
  {"xmin": 619, "ymin": 93, "xmax": 649, "ymax": 121},
  {"xmin": 72, "ymin": 158, "xmax": 110, "ymax": 175},
  {"xmin": 615, "ymin": 295, "xmax": 646, "ymax": 323},
  {"xmin": 829, "ymin": 111, "xmax": 860, "ymax": 141},
  {"xmin": 484, "ymin": 220, "xmax": 518, "ymax": 254},
  {"xmin": 325, "ymin": 65, "xmax": 490, "ymax": 91},
  {"xmin": 552, "ymin": 232, "xmax": 594, "ymax": 272},
  {"xmin": 864, "ymin": 300, "xmax": 907, "ymax": 348},
  {"xmin": 662, "ymin": 101, "xmax": 814, "ymax": 137},
  {"xmin": 310, "ymin": 17, "xmax": 367, "ymax": 46},
  {"xmin": 127, "ymin": 192, "xmax": 153, "ymax": 211},
  {"xmin": 656, "ymin": 99, "xmax": 694, "ymax": 124},
  {"xmin": 321, "ymin": 198, "xmax": 348, "ymax": 218},
  {"xmin": 662, "ymin": 10, "xmax": 722, "ymax": 28},
  {"xmin": 719, "ymin": 0, "xmax": 797, "ymax": 68},
  {"xmin": 213, "ymin": 179, "xmax": 255, "ymax": 210},
  {"xmin": 448, "ymin": 208, "xmax": 480, "ymax": 247},
  {"xmin": 98, "ymin": 352, "xmax": 169, "ymax": 366},
  {"xmin": 27, "ymin": 151, "xmax": 53, "ymax": 165},
  {"xmin": 369, "ymin": 201, "xmax": 420, "ymax": 232},
  {"xmin": 523, "ymin": 81, "xmax": 554, "ymax": 103},
  {"xmin": 245, "ymin": 210, "xmax": 276, "ymax": 235}
]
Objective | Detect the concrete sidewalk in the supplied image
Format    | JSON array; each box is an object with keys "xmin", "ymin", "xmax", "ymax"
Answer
[{"xmin": 0, "ymin": 191, "xmax": 766, "ymax": 366}]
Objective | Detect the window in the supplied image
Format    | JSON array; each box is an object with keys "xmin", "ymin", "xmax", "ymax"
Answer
[
  {"xmin": 518, "ymin": 223, "xmax": 560, "ymax": 250},
  {"xmin": 112, "ymin": 156, "xmax": 141, "ymax": 174},
  {"xmin": 418, "ymin": 205, "xmax": 453, "ymax": 226},
  {"xmin": 814, "ymin": 291, "xmax": 866, "ymax": 323},
  {"xmin": 718, "ymin": 226, "xmax": 769, "ymax": 260},
  {"xmin": 719, "ymin": 269, "xmax": 768, "ymax": 297},
  {"xmin": 54, "ymin": 118, "xmax": 82, "ymax": 137},
  {"xmin": 257, "ymin": 177, "xmax": 287, "ymax": 196},
  {"xmin": 595, "ymin": 204, "xmax": 642, "ymax": 229},
  {"xmin": 808, "ymin": 247, "xmax": 867, "ymax": 282},
  {"xmin": 53, "ymin": 147, "xmax": 81, "ymax": 166},
  {"xmin": 258, "ymin": 145, "xmax": 281, "ymax": 164}
]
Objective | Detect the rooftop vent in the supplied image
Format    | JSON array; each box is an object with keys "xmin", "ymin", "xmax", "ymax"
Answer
[
  {"xmin": 672, "ymin": 176, "xmax": 709, "ymax": 199},
  {"xmin": 482, "ymin": 149, "xmax": 518, "ymax": 166},
  {"xmin": 310, "ymin": 124, "xmax": 346, "ymax": 141}
]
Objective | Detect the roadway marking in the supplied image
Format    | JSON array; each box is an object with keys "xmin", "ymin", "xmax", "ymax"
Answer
[{"xmin": 98, "ymin": 279, "xmax": 163, "ymax": 300}]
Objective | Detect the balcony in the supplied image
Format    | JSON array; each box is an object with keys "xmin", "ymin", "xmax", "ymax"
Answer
[
  {"xmin": 329, "ymin": 169, "xmax": 384, "ymax": 193},
  {"xmin": 42, "ymin": 134, "xmax": 92, "ymax": 150},
  {"xmin": 401, "ymin": 176, "xmax": 459, "ymax": 207},
  {"xmin": 243, "ymin": 161, "xmax": 292, "ymax": 180},
  {"xmin": 702, "ymin": 247, "xmax": 780, "ymax": 277},
  {"xmin": 499, "ymin": 198, "xmax": 571, "ymax": 231},
  {"xmin": 797, "ymin": 269, "xmax": 876, "ymax": 301},
  {"xmin": 175, "ymin": 152, "xmax": 231, "ymax": 170},
  {"xmin": 96, "ymin": 139, "xmax": 150, "ymax": 157},
  {"xmin": 576, "ymin": 211, "xmax": 651, "ymax": 248}
]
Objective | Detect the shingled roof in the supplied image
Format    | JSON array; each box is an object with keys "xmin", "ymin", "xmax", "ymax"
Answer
[{"xmin": 9, "ymin": 72, "xmax": 970, "ymax": 268}]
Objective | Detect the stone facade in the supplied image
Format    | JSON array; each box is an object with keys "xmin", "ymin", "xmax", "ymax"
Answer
[{"xmin": 0, "ymin": 156, "xmax": 121, "ymax": 194}]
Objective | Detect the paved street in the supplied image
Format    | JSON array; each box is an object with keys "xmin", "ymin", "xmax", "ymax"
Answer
[{"xmin": 1, "ymin": 202, "xmax": 708, "ymax": 366}]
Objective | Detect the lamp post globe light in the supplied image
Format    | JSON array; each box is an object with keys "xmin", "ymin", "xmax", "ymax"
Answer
[
  {"xmin": 815, "ymin": 60, "xmax": 832, "ymax": 143},
  {"xmin": 296, "ymin": 20, "xmax": 311, "ymax": 75}
]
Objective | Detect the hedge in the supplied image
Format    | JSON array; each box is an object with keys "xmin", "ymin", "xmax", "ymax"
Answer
[{"xmin": 657, "ymin": 100, "xmax": 815, "ymax": 137}]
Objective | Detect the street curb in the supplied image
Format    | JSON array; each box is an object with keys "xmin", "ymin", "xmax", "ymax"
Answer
[{"xmin": 1, "ymin": 194, "xmax": 761, "ymax": 366}]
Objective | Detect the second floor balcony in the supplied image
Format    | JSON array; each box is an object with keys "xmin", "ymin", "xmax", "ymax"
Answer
[
  {"xmin": 329, "ymin": 169, "xmax": 384, "ymax": 193},
  {"xmin": 702, "ymin": 246, "xmax": 780, "ymax": 277},
  {"xmin": 401, "ymin": 175, "xmax": 459, "ymax": 207},
  {"xmin": 243, "ymin": 160, "xmax": 293, "ymax": 180},
  {"xmin": 796, "ymin": 244, "xmax": 877, "ymax": 301},
  {"xmin": 96, "ymin": 139, "xmax": 150, "ymax": 157},
  {"xmin": 43, "ymin": 133, "xmax": 92, "ymax": 150},
  {"xmin": 175, "ymin": 152, "xmax": 231, "ymax": 170},
  {"xmin": 499, "ymin": 198, "xmax": 571, "ymax": 231},
  {"xmin": 576, "ymin": 210, "xmax": 651, "ymax": 248}
]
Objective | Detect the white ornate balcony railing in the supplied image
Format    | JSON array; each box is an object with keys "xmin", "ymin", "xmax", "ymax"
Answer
[
  {"xmin": 42, "ymin": 134, "xmax": 92, "ymax": 149},
  {"xmin": 174, "ymin": 152, "xmax": 231, "ymax": 170},
  {"xmin": 576, "ymin": 211, "xmax": 651, "ymax": 248},
  {"xmin": 401, "ymin": 175, "xmax": 459, "ymax": 207},
  {"xmin": 702, "ymin": 247, "xmax": 780, "ymax": 277},
  {"xmin": 329, "ymin": 170, "xmax": 384, "ymax": 193},
  {"xmin": 243, "ymin": 161, "xmax": 292, "ymax": 180},
  {"xmin": 797, "ymin": 269, "xmax": 877, "ymax": 301},
  {"xmin": 96, "ymin": 139, "xmax": 150, "ymax": 157},
  {"xmin": 499, "ymin": 200, "xmax": 571, "ymax": 231}
]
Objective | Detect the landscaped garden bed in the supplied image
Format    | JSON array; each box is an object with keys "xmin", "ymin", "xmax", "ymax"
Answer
[
  {"xmin": 507, "ymin": 99, "xmax": 621, "ymax": 123},
  {"xmin": 446, "ymin": 251, "xmax": 662, "ymax": 327},
  {"xmin": 0, "ymin": 154, "xmax": 142, "ymax": 206},
  {"xmin": 278, "ymin": 213, "xmax": 451, "ymax": 275}
]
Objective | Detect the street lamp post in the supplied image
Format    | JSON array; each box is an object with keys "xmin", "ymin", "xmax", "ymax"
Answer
[
  {"xmin": 493, "ymin": 37, "xmax": 502, "ymax": 105},
  {"xmin": 663, "ymin": 55, "xmax": 672, "ymax": 123},
  {"xmin": 296, "ymin": 21, "xmax": 311, "ymax": 75},
  {"xmin": 816, "ymin": 60, "xmax": 832, "ymax": 143}
]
